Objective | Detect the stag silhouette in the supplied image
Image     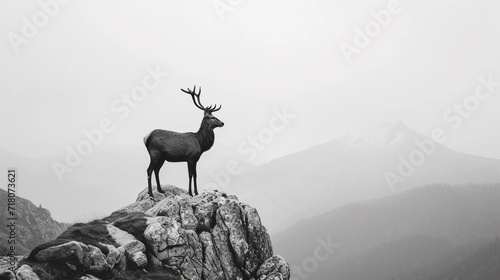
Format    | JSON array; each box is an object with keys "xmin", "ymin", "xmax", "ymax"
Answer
[{"xmin": 144, "ymin": 86, "xmax": 224, "ymax": 197}]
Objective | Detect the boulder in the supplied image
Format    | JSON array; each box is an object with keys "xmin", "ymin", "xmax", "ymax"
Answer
[{"xmin": 15, "ymin": 265, "xmax": 39, "ymax": 280}]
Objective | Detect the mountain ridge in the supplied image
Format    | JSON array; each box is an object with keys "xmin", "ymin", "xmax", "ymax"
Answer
[
  {"xmin": 229, "ymin": 122, "xmax": 500, "ymax": 233},
  {"xmin": 0, "ymin": 188, "xmax": 67, "ymax": 255}
]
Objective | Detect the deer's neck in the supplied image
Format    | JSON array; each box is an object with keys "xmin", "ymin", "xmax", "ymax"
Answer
[{"xmin": 196, "ymin": 120, "xmax": 215, "ymax": 152}]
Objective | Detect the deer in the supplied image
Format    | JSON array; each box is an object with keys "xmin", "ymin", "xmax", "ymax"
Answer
[{"xmin": 143, "ymin": 86, "xmax": 224, "ymax": 198}]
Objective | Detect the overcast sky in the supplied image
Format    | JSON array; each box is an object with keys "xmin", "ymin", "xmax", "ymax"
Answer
[{"xmin": 1, "ymin": 0, "xmax": 499, "ymax": 165}]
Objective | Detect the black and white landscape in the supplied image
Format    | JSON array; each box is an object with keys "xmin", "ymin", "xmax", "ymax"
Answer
[{"xmin": 1, "ymin": 1, "xmax": 500, "ymax": 280}]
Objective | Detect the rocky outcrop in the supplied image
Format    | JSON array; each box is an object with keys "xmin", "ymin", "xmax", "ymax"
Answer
[
  {"xmin": 1, "ymin": 185, "xmax": 289, "ymax": 280},
  {"xmin": 0, "ymin": 189, "xmax": 67, "ymax": 255}
]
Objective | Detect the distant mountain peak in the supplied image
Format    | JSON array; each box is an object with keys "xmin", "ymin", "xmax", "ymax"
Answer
[
  {"xmin": 376, "ymin": 120, "xmax": 409, "ymax": 133},
  {"xmin": 338, "ymin": 120, "xmax": 418, "ymax": 150}
]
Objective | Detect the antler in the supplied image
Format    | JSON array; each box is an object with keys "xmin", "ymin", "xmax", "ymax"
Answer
[{"xmin": 181, "ymin": 85, "xmax": 221, "ymax": 113}]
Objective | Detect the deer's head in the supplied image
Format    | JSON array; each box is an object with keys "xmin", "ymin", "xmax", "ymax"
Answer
[{"xmin": 182, "ymin": 85, "xmax": 224, "ymax": 129}]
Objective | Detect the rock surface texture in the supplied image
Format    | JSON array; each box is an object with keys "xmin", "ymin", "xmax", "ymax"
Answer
[{"xmin": 0, "ymin": 185, "xmax": 289, "ymax": 280}]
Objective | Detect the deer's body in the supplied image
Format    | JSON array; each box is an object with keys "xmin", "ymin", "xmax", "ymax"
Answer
[
  {"xmin": 145, "ymin": 129, "xmax": 211, "ymax": 162},
  {"xmin": 145, "ymin": 86, "xmax": 223, "ymax": 197}
]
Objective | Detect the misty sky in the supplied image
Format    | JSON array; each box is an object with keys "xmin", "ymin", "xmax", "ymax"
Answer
[
  {"xmin": 1, "ymin": 0, "xmax": 500, "ymax": 160},
  {"xmin": 1, "ymin": 1, "xmax": 500, "ymax": 222}
]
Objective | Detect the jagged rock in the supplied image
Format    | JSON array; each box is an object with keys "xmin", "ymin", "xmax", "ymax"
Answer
[
  {"xmin": 129, "ymin": 252, "xmax": 147, "ymax": 268},
  {"xmin": 34, "ymin": 241, "xmax": 87, "ymax": 265},
  {"xmin": 198, "ymin": 232, "xmax": 225, "ymax": 280},
  {"xmin": 146, "ymin": 196, "xmax": 180, "ymax": 217},
  {"xmin": 0, "ymin": 270, "xmax": 16, "ymax": 280},
  {"xmin": 106, "ymin": 223, "xmax": 147, "ymax": 269},
  {"xmin": 137, "ymin": 184, "xmax": 188, "ymax": 200},
  {"xmin": 15, "ymin": 265, "xmax": 39, "ymax": 280},
  {"xmin": 0, "ymin": 256, "xmax": 19, "ymax": 280},
  {"xmin": 212, "ymin": 215, "xmax": 243, "ymax": 280},
  {"xmin": 113, "ymin": 247, "xmax": 127, "ymax": 272},
  {"xmin": 178, "ymin": 197, "xmax": 199, "ymax": 231},
  {"xmin": 120, "ymin": 239, "xmax": 144, "ymax": 256},
  {"xmin": 256, "ymin": 256, "xmax": 290, "ymax": 280},
  {"xmin": 243, "ymin": 204, "xmax": 274, "ymax": 274},
  {"xmin": 100, "ymin": 244, "xmax": 122, "ymax": 268},
  {"xmin": 12, "ymin": 186, "xmax": 289, "ymax": 280},
  {"xmin": 34, "ymin": 241, "xmax": 111, "ymax": 274},
  {"xmin": 144, "ymin": 216, "xmax": 184, "ymax": 256},
  {"xmin": 82, "ymin": 245, "xmax": 110, "ymax": 274},
  {"xmin": 193, "ymin": 201, "xmax": 216, "ymax": 231}
]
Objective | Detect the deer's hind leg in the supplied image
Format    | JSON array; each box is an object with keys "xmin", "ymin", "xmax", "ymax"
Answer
[
  {"xmin": 154, "ymin": 160, "xmax": 165, "ymax": 193},
  {"xmin": 147, "ymin": 152, "xmax": 163, "ymax": 197}
]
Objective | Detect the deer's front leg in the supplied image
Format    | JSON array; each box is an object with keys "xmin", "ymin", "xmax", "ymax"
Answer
[
  {"xmin": 192, "ymin": 163, "xmax": 198, "ymax": 195},
  {"xmin": 188, "ymin": 161, "xmax": 197, "ymax": 196},
  {"xmin": 187, "ymin": 162, "xmax": 193, "ymax": 196}
]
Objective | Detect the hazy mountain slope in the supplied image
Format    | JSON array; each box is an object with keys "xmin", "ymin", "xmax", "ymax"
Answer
[
  {"xmin": 0, "ymin": 188, "xmax": 67, "ymax": 255},
  {"xmin": 426, "ymin": 238, "xmax": 500, "ymax": 280},
  {"xmin": 330, "ymin": 234, "xmax": 455, "ymax": 280},
  {"xmin": 386, "ymin": 238, "xmax": 500, "ymax": 280},
  {"xmin": 273, "ymin": 184, "xmax": 500, "ymax": 280},
  {"xmin": 230, "ymin": 122, "xmax": 500, "ymax": 232}
]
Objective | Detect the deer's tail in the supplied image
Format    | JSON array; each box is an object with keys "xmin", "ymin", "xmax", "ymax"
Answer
[{"xmin": 143, "ymin": 132, "xmax": 152, "ymax": 146}]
